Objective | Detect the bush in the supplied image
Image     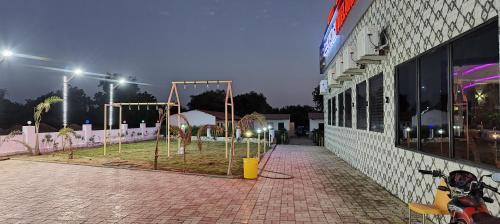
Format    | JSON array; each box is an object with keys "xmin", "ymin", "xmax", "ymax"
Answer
[{"xmin": 275, "ymin": 128, "xmax": 289, "ymax": 144}]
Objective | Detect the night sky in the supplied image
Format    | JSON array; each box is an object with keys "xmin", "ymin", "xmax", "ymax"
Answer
[{"xmin": 0, "ymin": 0, "xmax": 332, "ymax": 107}]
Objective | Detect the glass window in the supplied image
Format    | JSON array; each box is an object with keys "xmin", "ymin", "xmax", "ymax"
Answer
[
  {"xmin": 357, "ymin": 81, "xmax": 367, "ymax": 130},
  {"xmin": 396, "ymin": 60, "xmax": 417, "ymax": 149},
  {"xmin": 332, "ymin": 96, "xmax": 336, "ymax": 126},
  {"xmin": 452, "ymin": 21, "xmax": 499, "ymax": 168},
  {"xmin": 339, "ymin": 93, "xmax": 344, "ymax": 127},
  {"xmin": 327, "ymin": 99, "xmax": 332, "ymax": 125},
  {"xmin": 369, "ymin": 73, "xmax": 384, "ymax": 132},
  {"xmin": 345, "ymin": 89, "xmax": 352, "ymax": 128},
  {"xmin": 419, "ymin": 47, "xmax": 449, "ymax": 157},
  {"xmin": 278, "ymin": 122, "xmax": 285, "ymax": 129}
]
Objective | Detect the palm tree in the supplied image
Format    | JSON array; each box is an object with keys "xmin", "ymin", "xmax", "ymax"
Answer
[
  {"xmin": 57, "ymin": 127, "xmax": 76, "ymax": 159},
  {"xmin": 196, "ymin": 124, "xmax": 223, "ymax": 152},
  {"xmin": 34, "ymin": 96, "xmax": 63, "ymax": 155},
  {"xmin": 169, "ymin": 114, "xmax": 192, "ymax": 171}
]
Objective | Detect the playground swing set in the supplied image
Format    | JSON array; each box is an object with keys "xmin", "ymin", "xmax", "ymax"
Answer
[{"xmin": 102, "ymin": 80, "xmax": 238, "ymax": 175}]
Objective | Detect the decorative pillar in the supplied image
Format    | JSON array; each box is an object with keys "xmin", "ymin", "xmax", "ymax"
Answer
[
  {"xmin": 140, "ymin": 122, "xmax": 147, "ymax": 139},
  {"xmin": 22, "ymin": 125, "xmax": 36, "ymax": 149},
  {"xmin": 82, "ymin": 124, "xmax": 92, "ymax": 146},
  {"xmin": 236, "ymin": 128, "xmax": 241, "ymax": 139},
  {"xmin": 207, "ymin": 127, "xmax": 212, "ymax": 138}
]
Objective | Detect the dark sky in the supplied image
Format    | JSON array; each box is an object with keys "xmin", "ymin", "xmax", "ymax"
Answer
[{"xmin": 0, "ymin": 0, "xmax": 332, "ymax": 107}]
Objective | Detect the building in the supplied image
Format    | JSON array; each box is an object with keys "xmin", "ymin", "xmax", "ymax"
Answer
[
  {"xmin": 168, "ymin": 110, "xmax": 239, "ymax": 127},
  {"xmin": 259, "ymin": 114, "xmax": 290, "ymax": 131},
  {"xmin": 308, "ymin": 112, "xmax": 324, "ymax": 133},
  {"xmin": 319, "ymin": 0, "xmax": 499, "ymax": 221}
]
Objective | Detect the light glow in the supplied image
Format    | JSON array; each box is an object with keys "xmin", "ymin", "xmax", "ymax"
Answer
[
  {"xmin": 109, "ymin": 83, "xmax": 114, "ymax": 127},
  {"xmin": 2, "ymin": 49, "xmax": 13, "ymax": 57},
  {"xmin": 245, "ymin": 131, "xmax": 252, "ymax": 138},
  {"xmin": 63, "ymin": 76, "xmax": 68, "ymax": 127},
  {"xmin": 73, "ymin": 68, "xmax": 83, "ymax": 75}
]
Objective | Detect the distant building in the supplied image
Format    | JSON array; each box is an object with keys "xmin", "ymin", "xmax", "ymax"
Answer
[
  {"xmin": 308, "ymin": 112, "xmax": 324, "ymax": 132},
  {"xmin": 261, "ymin": 114, "xmax": 290, "ymax": 131},
  {"xmin": 168, "ymin": 110, "xmax": 239, "ymax": 127}
]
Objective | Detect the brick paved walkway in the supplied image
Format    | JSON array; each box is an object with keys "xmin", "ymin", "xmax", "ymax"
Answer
[{"xmin": 0, "ymin": 145, "xmax": 408, "ymax": 223}]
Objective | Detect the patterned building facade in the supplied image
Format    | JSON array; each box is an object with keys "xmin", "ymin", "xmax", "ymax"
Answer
[{"xmin": 321, "ymin": 0, "xmax": 499, "ymax": 223}]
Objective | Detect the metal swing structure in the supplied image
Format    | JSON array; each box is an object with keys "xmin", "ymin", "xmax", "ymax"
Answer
[
  {"xmin": 167, "ymin": 80, "xmax": 236, "ymax": 164},
  {"xmin": 103, "ymin": 102, "xmax": 174, "ymax": 155}
]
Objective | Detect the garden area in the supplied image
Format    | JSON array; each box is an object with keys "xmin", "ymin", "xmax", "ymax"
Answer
[{"xmin": 13, "ymin": 140, "xmax": 261, "ymax": 176}]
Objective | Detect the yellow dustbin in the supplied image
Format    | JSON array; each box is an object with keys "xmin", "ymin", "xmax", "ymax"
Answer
[{"xmin": 243, "ymin": 158, "xmax": 258, "ymax": 179}]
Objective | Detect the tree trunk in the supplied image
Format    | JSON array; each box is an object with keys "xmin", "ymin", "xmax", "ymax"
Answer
[
  {"xmin": 34, "ymin": 126, "xmax": 40, "ymax": 155},
  {"xmin": 154, "ymin": 131, "xmax": 160, "ymax": 170}
]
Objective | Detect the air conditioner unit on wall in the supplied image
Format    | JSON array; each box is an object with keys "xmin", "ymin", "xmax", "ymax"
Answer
[
  {"xmin": 356, "ymin": 26, "xmax": 386, "ymax": 64},
  {"xmin": 335, "ymin": 53, "xmax": 344, "ymax": 78},
  {"xmin": 327, "ymin": 65, "xmax": 335, "ymax": 86},
  {"xmin": 342, "ymin": 45, "xmax": 364, "ymax": 74}
]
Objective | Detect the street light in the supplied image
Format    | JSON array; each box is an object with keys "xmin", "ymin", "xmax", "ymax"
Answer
[
  {"xmin": 63, "ymin": 68, "xmax": 84, "ymax": 128},
  {"xmin": 262, "ymin": 127, "xmax": 267, "ymax": 153},
  {"xmin": 257, "ymin": 129, "xmax": 262, "ymax": 158},
  {"xmin": 245, "ymin": 130, "xmax": 252, "ymax": 158},
  {"xmin": 267, "ymin": 125, "xmax": 273, "ymax": 147},
  {"xmin": 109, "ymin": 79, "xmax": 127, "ymax": 129}
]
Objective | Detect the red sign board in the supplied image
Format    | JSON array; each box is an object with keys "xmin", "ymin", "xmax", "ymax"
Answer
[{"xmin": 335, "ymin": 0, "xmax": 356, "ymax": 34}]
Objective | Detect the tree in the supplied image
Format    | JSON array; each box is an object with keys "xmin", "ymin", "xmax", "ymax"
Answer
[
  {"xmin": 273, "ymin": 105, "xmax": 315, "ymax": 129},
  {"xmin": 0, "ymin": 89, "xmax": 5, "ymax": 100},
  {"xmin": 187, "ymin": 90, "xmax": 226, "ymax": 111},
  {"xmin": 93, "ymin": 73, "xmax": 157, "ymax": 129},
  {"xmin": 312, "ymin": 85, "xmax": 323, "ymax": 112},
  {"xmin": 234, "ymin": 91, "xmax": 272, "ymax": 116},
  {"xmin": 34, "ymin": 96, "xmax": 63, "ymax": 155},
  {"xmin": 58, "ymin": 127, "xmax": 77, "ymax": 159}
]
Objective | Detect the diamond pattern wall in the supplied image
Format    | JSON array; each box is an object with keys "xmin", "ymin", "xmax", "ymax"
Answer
[{"xmin": 323, "ymin": 0, "xmax": 499, "ymax": 223}]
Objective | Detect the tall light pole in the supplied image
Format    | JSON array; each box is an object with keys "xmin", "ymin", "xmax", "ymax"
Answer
[
  {"xmin": 268, "ymin": 125, "xmax": 273, "ymax": 147},
  {"xmin": 109, "ymin": 78, "xmax": 126, "ymax": 129},
  {"xmin": 63, "ymin": 68, "xmax": 83, "ymax": 128}
]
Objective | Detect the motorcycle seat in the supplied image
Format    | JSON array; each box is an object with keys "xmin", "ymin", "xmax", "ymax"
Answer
[{"xmin": 408, "ymin": 203, "xmax": 447, "ymax": 215}]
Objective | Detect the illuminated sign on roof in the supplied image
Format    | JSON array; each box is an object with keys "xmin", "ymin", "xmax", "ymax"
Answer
[{"xmin": 319, "ymin": 0, "xmax": 373, "ymax": 74}]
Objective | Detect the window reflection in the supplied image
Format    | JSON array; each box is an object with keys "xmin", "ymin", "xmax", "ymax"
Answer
[
  {"xmin": 419, "ymin": 47, "xmax": 449, "ymax": 157},
  {"xmin": 397, "ymin": 60, "xmax": 417, "ymax": 149},
  {"xmin": 452, "ymin": 21, "xmax": 499, "ymax": 168}
]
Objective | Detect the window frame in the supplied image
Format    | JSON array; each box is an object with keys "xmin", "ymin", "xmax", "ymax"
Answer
[
  {"xmin": 332, "ymin": 96, "xmax": 336, "ymax": 126},
  {"xmin": 339, "ymin": 92, "xmax": 344, "ymax": 127},
  {"xmin": 368, "ymin": 73, "xmax": 384, "ymax": 133},
  {"xmin": 393, "ymin": 17, "xmax": 499, "ymax": 170},
  {"xmin": 345, "ymin": 88, "xmax": 352, "ymax": 128},
  {"xmin": 356, "ymin": 81, "xmax": 368, "ymax": 130}
]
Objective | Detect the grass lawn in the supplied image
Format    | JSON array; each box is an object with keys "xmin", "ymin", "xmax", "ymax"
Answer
[{"xmin": 14, "ymin": 140, "xmax": 265, "ymax": 176}]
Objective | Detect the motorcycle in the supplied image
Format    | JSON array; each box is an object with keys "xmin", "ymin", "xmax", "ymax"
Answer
[{"xmin": 418, "ymin": 169, "xmax": 500, "ymax": 224}]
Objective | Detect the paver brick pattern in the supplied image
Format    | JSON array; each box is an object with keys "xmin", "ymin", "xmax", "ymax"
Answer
[{"xmin": 0, "ymin": 145, "xmax": 408, "ymax": 223}]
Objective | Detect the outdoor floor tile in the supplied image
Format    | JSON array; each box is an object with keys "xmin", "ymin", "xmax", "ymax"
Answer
[{"xmin": 1, "ymin": 145, "xmax": 408, "ymax": 223}]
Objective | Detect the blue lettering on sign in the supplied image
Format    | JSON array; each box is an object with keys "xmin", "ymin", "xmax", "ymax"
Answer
[{"xmin": 320, "ymin": 10, "xmax": 339, "ymax": 59}]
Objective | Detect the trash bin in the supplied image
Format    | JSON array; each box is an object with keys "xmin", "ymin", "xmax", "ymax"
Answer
[{"xmin": 243, "ymin": 158, "xmax": 258, "ymax": 179}]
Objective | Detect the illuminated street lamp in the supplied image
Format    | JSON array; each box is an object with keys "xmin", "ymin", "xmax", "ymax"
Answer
[
  {"xmin": 262, "ymin": 127, "xmax": 267, "ymax": 153},
  {"xmin": 245, "ymin": 130, "xmax": 252, "ymax": 158},
  {"xmin": 257, "ymin": 129, "xmax": 262, "ymax": 158},
  {"xmin": 0, "ymin": 49, "xmax": 13, "ymax": 63},
  {"xmin": 438, "ymin": 129, "xmax": 445, "ymax": 154},
  {"xmin": 63, "ymin": 68, "xmax": 84, "ymax": 128},
  {"xmin": 267, "ymin": 125, "xmax": 273, "ymax": 147},
  {"xmin": 109, "ymin": 78, "xmax": 127, "ymax": 129}
]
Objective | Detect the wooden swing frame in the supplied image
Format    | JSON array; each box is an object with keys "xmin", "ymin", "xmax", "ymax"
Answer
[
  {"xmin": 167, "ymin": 80, "xmax": 236, "ymax": 175},
  {"xmin": 103, "ymin": 102, "xmax": 174, "ymax": 155}
]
